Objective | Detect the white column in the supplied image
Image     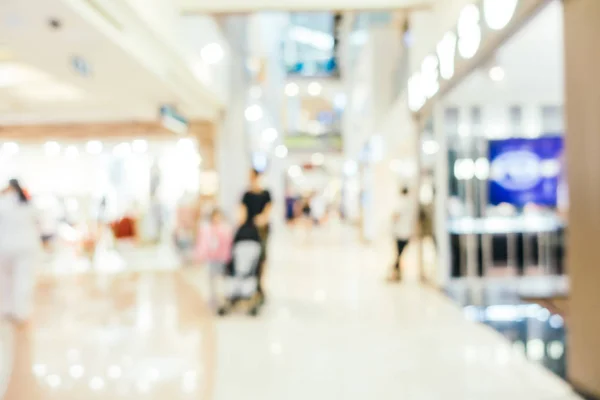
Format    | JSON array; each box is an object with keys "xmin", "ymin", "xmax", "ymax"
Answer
[
  {"xmin": 433, "ymin": 103, "xmax": 450, "ymax": 287},
  {"xmin": 217, "ymin": 16, "xmax": 251, "ymax": 220}
]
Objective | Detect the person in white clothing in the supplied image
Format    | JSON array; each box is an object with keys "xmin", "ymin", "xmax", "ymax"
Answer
[
  {"xmin": 387, "ymin": 186, "xmax": 416, "ymax": 282},
  {"xmin": 0, "ymin": 179, "xmax": 41, "ymax": 323}
]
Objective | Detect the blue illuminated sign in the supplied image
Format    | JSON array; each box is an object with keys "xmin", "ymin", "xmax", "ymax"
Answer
[{"xmin": 489, "ymin": 136, "xmax": 563, "ymax": 207}]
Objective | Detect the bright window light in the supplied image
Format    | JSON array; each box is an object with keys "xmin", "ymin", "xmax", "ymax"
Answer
[
  {"xmin": 422, "ymin": 139, "xmax": 440, "ymax": 155},
  {"xmin": 86, "ymin": 140, "xmax": 103, "ymax": 154},
  {"xmin": 288, "ymin": 26, "xmax": 334, "ymax": 50},
  {"xmin": 177, "ymin": 138, "xmax": 195, "ymax": 152},
  {"xmin": 421, "ymin": 55, "xmax": 440, "ymax": 99},
  {"xmin": 288, "ymin": 165, "xmax": 302, "ymax": 178},
  {"xmin": 437, "ymin": 32, "xmax": 457, "ymax": 80},
  {"xmin": 44, "ymin": 141, "xmax": 61, "ymax": 156},
  {"xmin": 2, "ymin": 142, "xmax": 19, "ymax": 155},
  {"xmin": 408, "ymin": 72, "xmax": 426, "ymax": 112},
  {"xmin": 89, "ymin": 376, "xmax": 105, "ymax": 391},
  {"xmin": 262, "ymin": 128, "xmax": 278, "ymax": 143},
  {"xmin": 307, "ymin": 82, "xmax": 322, "ymax": 96},
  {"xmin": 47, "ymin": 374, "xmax": 62, "ymax": 388},
  {"xmin": 16, "ymin": 82, "xmax": 84, "ymax": 102},
  {"xmin": 484, "ymin": 0, "xmax": 519, "ymax": 30},
  {"xmin": 200, "ymin": 43, "xmax": 224, "ymax": 65},
  {"xmin": 65, "ymin": 145, "xmax": 79, "ymax": 159},
  {"xmin": 311, "ymin": 152, "xmax": 325, "ymax": 166},
  {"xmin": 489, "ymin": 66, "xmax": 505, "ymax": 82},
  {"xmin": 132, "ymin": 139, "xmax": 148, "ymax": 153},
  {"xmin": 69, "ymin": 365, "xmax": 85, "ymax": 379},
  {"xmin": 249, "ymin": 86, "xmax": 262, "ymax": 100},
  {"xmin": 285, "ymin": 82, "xmax": 299, "ymax": 97},
  {"xmin": 108, "ymin": 365, "xmax": 122, "ymax": 379},
  {"xmin": 113, "ymin": 142, "xmax": 131, "ymax": 157},
  {"xmin": 343, "ymin": 160, "xmax": 358, "ymax": 176},
  {"xmin": 275, "ymin": 144, "xmax": 288, "ymax": 158},
  {"xmin": 458, "ymin": 4, "xmax": 482, "ymax": 59},
  {"xmin": 475, "ymin": 158, "xmax": 490, "ymax": 180},
  {"xmin": 245, "ymin": 105, "xmax": 263, "ymax": 122}
]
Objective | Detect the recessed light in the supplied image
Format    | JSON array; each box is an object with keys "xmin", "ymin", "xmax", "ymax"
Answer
[
  {"xmin": 489, "ymin": 65, "xmax": 505, "ymax": 81},
  {"xmin": 285, "ymin": 82, "xmax": 299, "ymax": 97},
  {"xmin": 307, "ymin": 82, "xmax": 322, "ymax": 96}
]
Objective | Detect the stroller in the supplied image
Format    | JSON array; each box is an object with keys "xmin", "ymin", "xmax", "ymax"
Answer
[{"xmin": 218, "ymin": 223, "xmax": 263, "ymax": 316}]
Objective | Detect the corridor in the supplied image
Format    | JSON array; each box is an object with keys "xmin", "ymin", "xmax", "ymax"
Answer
[{"xmin": 0, "ymin": 227, "xmax": 581, "ymax": 399}]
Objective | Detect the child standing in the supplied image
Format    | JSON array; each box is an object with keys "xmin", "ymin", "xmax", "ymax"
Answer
[{"xmin": 196, "ymin": 209, "xmax": 232, "ymax": 310}]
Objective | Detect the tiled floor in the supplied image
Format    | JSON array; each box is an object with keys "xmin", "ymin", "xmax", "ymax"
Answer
[{"xmin": 0, "ymin": 225, "xmax": 582, "ymax": 399}]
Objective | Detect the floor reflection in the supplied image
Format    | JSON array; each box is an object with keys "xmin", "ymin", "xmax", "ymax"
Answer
[
  {"xmin": 446, "ymin": 278, "xmax": 567, "ymax": 380},
  {"xmin": 2, "ymin": 271, "xmax": 215, "ymax": 400}
]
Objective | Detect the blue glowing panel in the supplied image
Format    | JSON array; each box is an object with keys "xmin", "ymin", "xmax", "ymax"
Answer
[{"xmin": 488, "ymin": 136, "xmax": 563, "ymax": 207}]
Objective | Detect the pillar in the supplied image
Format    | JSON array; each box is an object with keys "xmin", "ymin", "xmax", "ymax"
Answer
[
  {"xmin": 564, "ymin": 0, "xmax": 600, "ymax": 396},
  {"xmin": 217, "ymin": 16, "xmax": 252, "ymax": 220}
]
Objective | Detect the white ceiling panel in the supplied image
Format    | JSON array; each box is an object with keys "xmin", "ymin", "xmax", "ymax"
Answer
[{"xmin": 179, "ymin": 0, "xmax": 433, "ymax": 13}]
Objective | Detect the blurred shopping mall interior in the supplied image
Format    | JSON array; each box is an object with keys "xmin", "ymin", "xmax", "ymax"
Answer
[{"xmin": 0, "ymin": 0, "xmax": 598, "ymax": 398}]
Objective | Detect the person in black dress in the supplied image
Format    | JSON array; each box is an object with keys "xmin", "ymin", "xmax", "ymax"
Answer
[{"xmin": 238, "ymin": 169, "xmax": 272, "ymax": 302}]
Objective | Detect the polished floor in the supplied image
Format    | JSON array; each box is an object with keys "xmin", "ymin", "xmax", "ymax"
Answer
[{"xmin": 1, "ymin": 225, "xmax": 583, "ymax": 399}]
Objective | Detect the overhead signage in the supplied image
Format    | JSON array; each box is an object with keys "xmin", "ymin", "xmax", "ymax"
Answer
[
  {"xmin": 488, "ymin": 136, "xmax": 563, "ymax": 207},
  {"xmin": 159, "ymin": 105, "xmax": 188, "ymax": 135},
  {"xmin": 407, "ymin": 0, "xmax": 541, "ymax": 114}
]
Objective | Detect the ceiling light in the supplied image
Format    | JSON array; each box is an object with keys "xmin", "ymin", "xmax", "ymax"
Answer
[
  {"xmin": 15, "ymin": 81, "xmax": 84, "ymax": 102},
  {"xmin": 177, "ymin": 138, "xmax": 195, "ymax": 151},
  {"xmin": 437, "ymin": 32, "xmax": 457, "ymax": 80},
  {"xmin": 245, "ymin": 105, "xmax": 263, "ymax": 122},
  {"xmin": 2, "ymin": 142, "xmax": 19, "ymax": 155},
  {"xmin": 44, "ymin": 141, "xmax": 61, "ymax": 156},
  {"xmin": 200, "ymin": 43, "xmax": 224, "ymax": 65},
  {"xmin": 262, "ymin": 128, "xmax": 278, "ymax": 143},
  {"xmin": 113, "ymin": 142, "xmax": 131, "ymax": 157},
  {"xmin": 285, "ymin": 82, "xmax": 299, "ymax": 97},
  {"xmin": 270, "ymin": 342, "xmax": 283, "ymax": 355},
  {"xmin": 311, "ymin": 153, "xmax": 325, "ymax": 166},
  {"xmin": 457, "ymin": 4, "xmax": 482, "ymax": 59},
  {"xmin": 132, "ymin": 139, "xmax": 148, "ymax": 153},
  {"xmin": 65, "ymin": 145, "xmax": 79, "ymax": 159},
  {"xmin": 47, "ymin": 374, "xmax": 62, "ymax": 388},
  {"xmin": 422, "ymin": 139, "xmax": 440, "ymax": 155},
  {"xmin": 475, "ymin": 158, "xmax": 490, "ymax": 180},
  {"xmin": 307, "ymin": 82, "xmax": 322, "ymax": 96},
  {"xmin": 484, "ymin": 0, "xmax": 518, "ymax": 30},
  {"xmin": 0, "ymin": 63, "xmax": 49, "ymax": 88},
  {"xmin": 249, "ymin": 86, "xmax": 262, "ymax": 100},
  {"xmin": 288, "ymin": 165, "xmax": 302, "ymax": 178},
  {"xmin": 333, "ymin": 93, "xmax": 347, "ymax": 109},
  {"xmin": 288, "ymin": 26, "xmax": 334, "ymax": 50},
  {"xmin": 275, "ymin": 144, "xmax": 288, "ymax": 158},
  {"xmin": 343, "ymin": 160, "xmax": 358, "ymax": 176},
  {"xmin": 33, "ymin": 364, "xmax": 48, "ymax": 377},
  {"xmin": 69, "ymin": 365, "xmax": 85, "ymax": 379},
  {"xmin": 86, "ymin": 140, "xmax": 102, "ymax": 154},
  {"xmin": 89, "ymin": 376, "xmax": 105, "ymax": 391},
  {"xmin": 489, "ymin": 66, "xmax": 505, "ymax": 81},
  {"xmin": 389, "ymin": 159, "xmax": 403, "ymax": 173}
]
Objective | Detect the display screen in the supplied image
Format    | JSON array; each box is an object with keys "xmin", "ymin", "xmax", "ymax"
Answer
[{"xmin": 488, "ymin": 136, "xmax": 563, "ymax": 207}]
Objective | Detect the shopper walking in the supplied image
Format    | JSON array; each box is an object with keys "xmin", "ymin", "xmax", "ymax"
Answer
[
  {"xmin": 238, "ymin": 169, "xmax": 272, "ymax": 303},
  {"xmin": 0, "ymin": 179, "xmax": 41, "ymax": 324},
  {"xmin": 387, "ymin": 187, "xmax": 416, "ymax": 282}
]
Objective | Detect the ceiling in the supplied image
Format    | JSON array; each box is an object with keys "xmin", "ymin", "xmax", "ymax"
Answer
[
  {"xmin": 445, "ymin": 0, "xmax": 564, "ymax": 106},
  {"xmin": 179, "ymin": 0, "xmax": 433, "ymax": 13},
  {"xmin": 0, "ymin": 0, "xmax": 224, "ymax": 125}
]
